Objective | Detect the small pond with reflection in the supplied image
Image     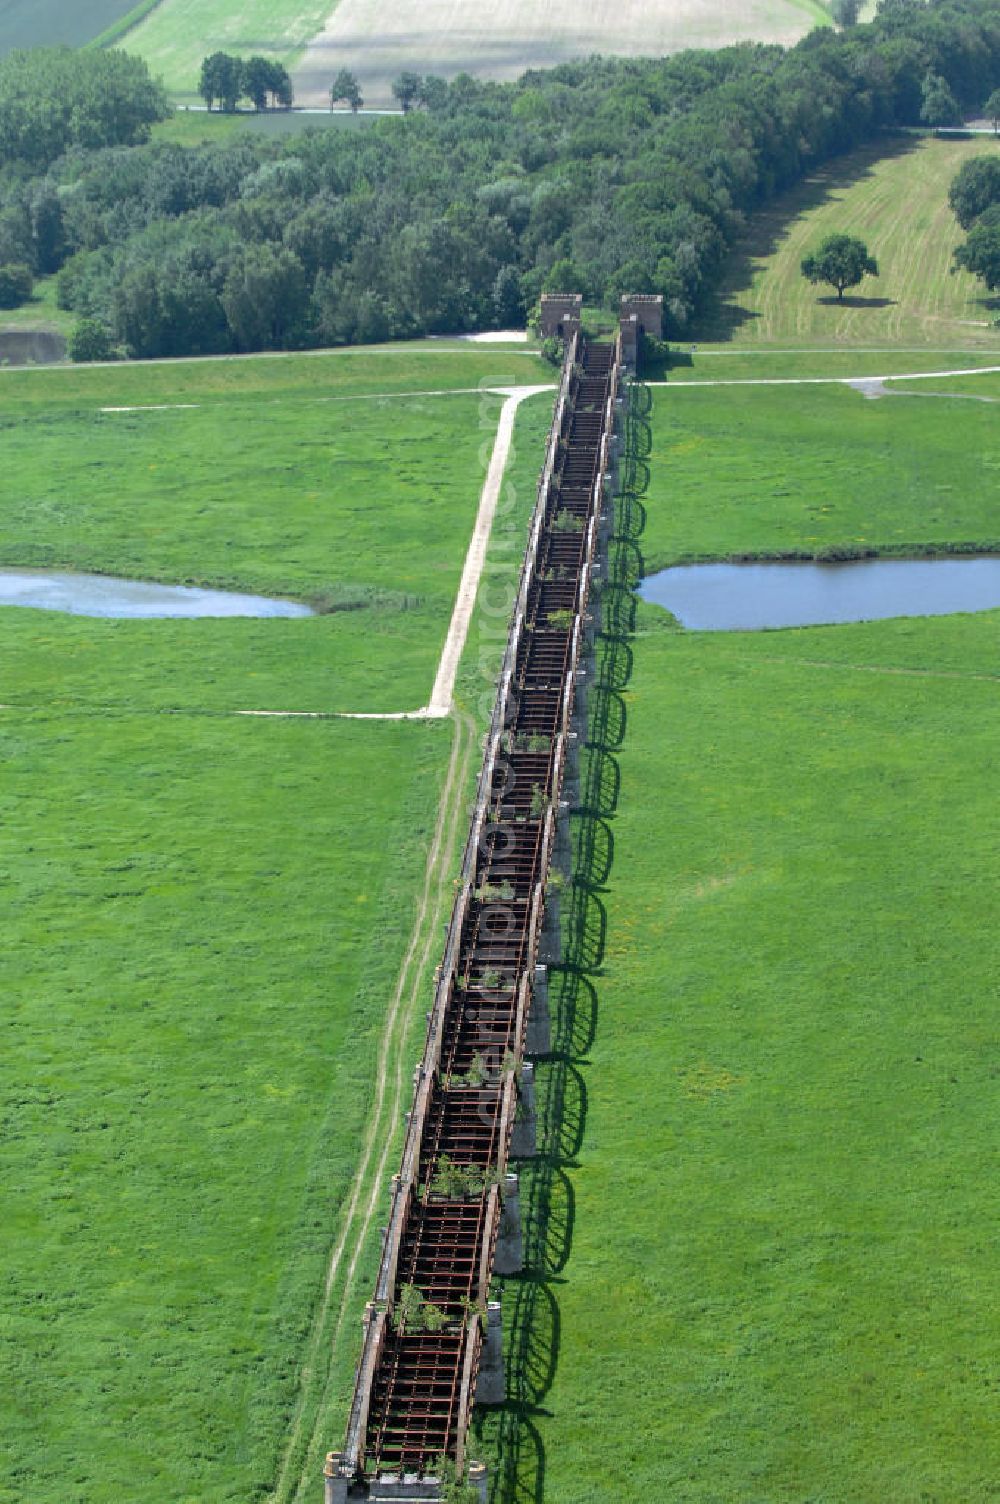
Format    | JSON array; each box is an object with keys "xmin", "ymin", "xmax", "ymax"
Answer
[
  {"xmin": 639, "ymin": 556, "xmax": 1000, "ymax": 632},
  {"xmin": 0, "ymin": 569, "xmax": 313, "ymax": 620}
]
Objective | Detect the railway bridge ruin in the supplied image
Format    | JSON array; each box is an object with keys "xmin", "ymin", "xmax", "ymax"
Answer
[{"xmin": 325, "ymin": 303, "xmax": 647, "ymax": 1501}]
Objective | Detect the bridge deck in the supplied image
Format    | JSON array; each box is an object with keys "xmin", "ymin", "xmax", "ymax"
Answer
[{"xmin": 333, "ymin": 334, "xmax": 621, "ymax": 1492}]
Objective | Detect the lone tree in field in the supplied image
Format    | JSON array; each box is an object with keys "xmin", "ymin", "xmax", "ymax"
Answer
[
  {"xmin": 392, "ymin": 71, "xmax": 421, "ymax": 113},
  {"xmin": 330, "ymin": 69, "xmax": 363, "ymax": 112},
  {"xmin": 801, "ymin": 234, "xmax": 879, "ymax": 302}
]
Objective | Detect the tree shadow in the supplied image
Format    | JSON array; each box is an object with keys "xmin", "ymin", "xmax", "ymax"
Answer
[
  {"xmin": 474, "ymin": 376, "xmax": 648, "ymax": 1503},
  {"xmin": 641, "ymin": 346, "xmax": 693, "ymax": 379},
  {"xmin": 816, "ymin": 295, "xmax": 897, "ymax": 309},
  {"xmin": 695, "ymin": 134, "xmax": 922, "ymax": 341}
]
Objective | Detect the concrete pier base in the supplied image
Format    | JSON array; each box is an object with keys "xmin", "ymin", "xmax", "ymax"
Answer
[
  {"xmin": 475, "ymin": 1301, "xmax": 505, "ymax": 1406},
  {"xmin": 494, "ymin": 1173, "xmax": 523, "ymax": 1275},
  {"xmin": 325, "ymin": 1456, "xmax": 490, "ymax": 1501},
  {"xmin": 324, "ymin": 1453, "xmax": 349, "ymax": 1504},
  {"xmin": 562, "ymin": 731, "xmax": 580, "ymax": 807},
  {"xmin": 538, "ymin": 887, "xmax": 561, "ymax": 966},
  {"xmin": 571, "ymin": 668, "xmax": 589, "ymax": 740},
  {"xmin": 509, "ymin": 1063, "xmax": 537, "ymax": 1159},
  {"xmin": 552, "ymin": 799, "xmax": 573, "ymax": 870},
  {"xmin": 525, "ymin": 967, "xmax": 551, "ymax": 1057}
]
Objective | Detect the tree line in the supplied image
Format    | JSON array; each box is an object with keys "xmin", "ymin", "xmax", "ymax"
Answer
[
  {"xmin": 1, "ymin": 0, "xmax": 998, "ymax": 359},
  {"xmin": 198, "ymin": 53, "xmax": 293, "ymax": 112},
  {"xmin": 0, "ymin": 46, "xmax": 169, "ymax": 169}
]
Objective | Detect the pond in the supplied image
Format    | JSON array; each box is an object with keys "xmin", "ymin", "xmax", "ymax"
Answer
[
  {"xmin": 0, "ymin": 569, "xmax": 314, "ymax": 620},
  {"xmin": 639, "ymin": 556, "xmax": 1000, "ymax": 632}
]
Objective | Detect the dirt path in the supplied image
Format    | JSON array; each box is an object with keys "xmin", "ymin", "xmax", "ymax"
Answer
[
  {"xmin": 270, "ymin": 706, "xmax": 476, "ymax": 1504},
  {"xmin": 238, "ymin": 383, "xmax": 554, "ymax": 722},
  {"xmin": 651, "ymin": 364, "xmax": 1000, "ymax": 389},
  {"xmin": 424, "ymin": 384, "xmax": 552, "ymax": 715}
]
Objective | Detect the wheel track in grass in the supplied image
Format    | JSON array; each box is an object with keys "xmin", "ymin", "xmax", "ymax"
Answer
[{"xmin": 270, "ymin": 705, "xmax": 476, "ymax": 1504}]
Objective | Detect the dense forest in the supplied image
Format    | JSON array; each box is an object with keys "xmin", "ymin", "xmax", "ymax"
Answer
[{"xmin": 0, "ymin": 0, "xmax": 998, "ymax": 358}]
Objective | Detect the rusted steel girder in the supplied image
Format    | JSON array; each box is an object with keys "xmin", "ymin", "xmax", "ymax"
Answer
[{"xmin": 327, "ymin": 332, "xmax": 621, "ymax": 1503}]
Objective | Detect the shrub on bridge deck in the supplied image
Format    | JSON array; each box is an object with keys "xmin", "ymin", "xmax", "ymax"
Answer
[
  {"xmin": 427, "ymin": 1155, "xmax": 491, "ymax": 1200},
  {"xmin": 392, "ymin": 1282, "xmax": 448, "ymax": 1334}
]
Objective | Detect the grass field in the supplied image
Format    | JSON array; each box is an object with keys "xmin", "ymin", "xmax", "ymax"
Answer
[
  {"xmin": 2, "ymin": 713, "xmax": 452, "ymax": 1504},
  {"xmin": 123, "ymin": 0, "xmax": 335, "ymax": 100},
  {"xmin": 699, "ymin": 136, "xmax": 1000, "ymax": 349},
  {"xmin": 505, "ymin": 603, "xmax": 999, "ymax": 1503},
  {"xmin": 293, "ymin": 0, "xmax": 829, "ymax": 109},
  {"xmin": 114, "ymin": 0, "xmax": 827, "ymax": 106},
  {"xmin": 0, "ymin": 369, "xmax": 553, "ymax": 717},
  {"xmin": 0, "ymin": 375, "xmax": 518, "ymax": 713},
  {"xmin": 0, "ymin": 0, "xmax": 139, "ymax": 53},
  {"xmin": 0, "ymin": 346, "xmax": 549, "ymax": 410},
  {"xmin": 640, "ymin": 377, "xmax": 1000, "ymax": 573},
  {"xmin": 655, "ymin": 348, "xmax": 1000, "ymax": 380},
  {"xmin": 150, "ymin": 107, "xmax": 376, "ymax": 148},
  {"xmin": 0, "ymin": 347, "xmax": 556, "ymax": 1502},
  {"xmin": 470, "ymin": 370, "xmax": 1000, "ymax": 1500}
]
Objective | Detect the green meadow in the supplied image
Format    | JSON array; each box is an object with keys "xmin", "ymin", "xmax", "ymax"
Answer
[
  {"xmin": 0, "ymin": 352, "xmax": 552, "ymax": 715},
  {"xmin": 0, "ymin": 0, "xmax": 138, "ymax": 53},
  {"xmin": 656, "ymin": 347, "xmax": 1000, "ymax": 381},
  {"xmin": 700, "ymin": 135, "xmax": 1000, "ymax": 350},
  {"xmin": 641, "ymin": 378, "xmax": 1000, "ymax": 573},
  {"xmin": 477, "ymin": 365, "xmax": 1000, "ymax": 1501},
  {"xmin": 0, "ymin": 347, "xmax": 555, "ymax": 1502},
  {"xmin": 527, "ymin": 602, "xmax": 999, "ymax": 1503},
  {"xmin": 513, "ymin": 134, "xmax": 1000, "ymax": 1504},
  {"xmin": 150, "ymin": 108, "xmax": 376, "ymax": 148},
  {"xmin": 123, "ymin": 0, "xmax": 334, "ymax": 100},
  {"xmin": 0, "ymin": 346, "xmax": 550, "ymax": 413},
  {"xmin": 2, "ymin": 713, "xmax": 451, "ymax": 1504}
]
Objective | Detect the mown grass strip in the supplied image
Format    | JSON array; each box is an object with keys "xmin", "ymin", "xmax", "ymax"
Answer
[
  {"xmin": 86, "ymin": 0, "xmax": 168, "ymax": 50},
  {"xmin": 701, "ymin": 135, "xmax": 1000, "ymax": 349}
]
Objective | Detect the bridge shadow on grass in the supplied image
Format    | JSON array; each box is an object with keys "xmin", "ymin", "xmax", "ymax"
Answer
[
  {"xmin": 472, "ymin": 381, "xmax": 648, "ymax": 1503},
  {"xmin": 694, "ymin": 133, "xmax": 922, "ymax": 341}
]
